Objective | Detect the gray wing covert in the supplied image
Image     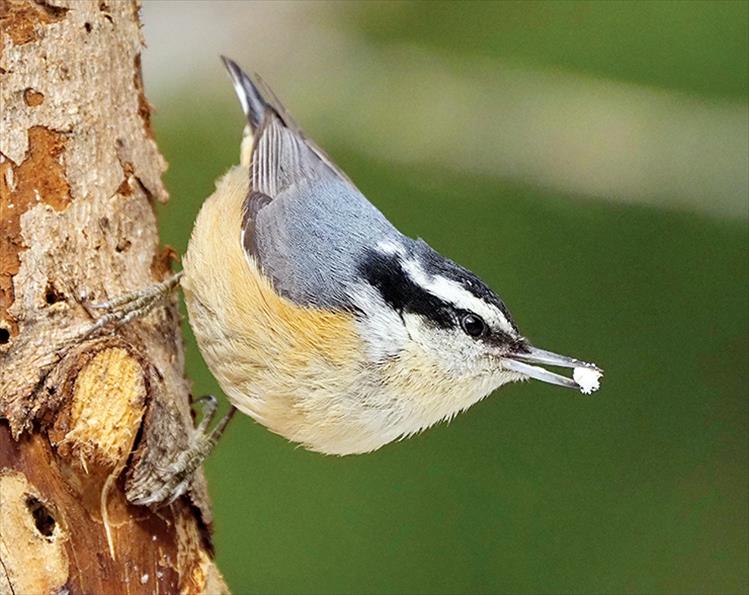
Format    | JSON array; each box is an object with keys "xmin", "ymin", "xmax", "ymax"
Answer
[
  {"xmin": 243, "ymin": 113, "xmax": 401, "ymax": 310},
  {"xmin": 249, "ymin": 154, "xmax": 402, "ymax": 310}
]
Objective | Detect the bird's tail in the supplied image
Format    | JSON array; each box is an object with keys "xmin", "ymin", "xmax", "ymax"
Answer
[
  {"xmin": 221, "ymin": 56, "xmax": 301, "ymax": 132},
  {"xmin": 221, "ymin": 56, "xmax": 268, "ymax": 132},
  {"xmin": 220, "ymin": 56, "xmax": 352, "ymax": 183},
  {"xmin": 221, "ymin": 56, "xmax": 304, "ymax": 167}
]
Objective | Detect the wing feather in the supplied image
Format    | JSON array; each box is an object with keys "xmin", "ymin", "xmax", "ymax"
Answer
[{"xmin": 221, "ymin": 57, "xmax": 402, "ymax": 309}]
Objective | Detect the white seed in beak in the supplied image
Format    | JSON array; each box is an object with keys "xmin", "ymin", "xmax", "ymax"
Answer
[{"xmin": 573, "ymin": 367, "xmax": 602, "ymax": 394}]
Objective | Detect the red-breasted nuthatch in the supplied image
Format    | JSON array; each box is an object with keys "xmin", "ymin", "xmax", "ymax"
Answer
[{"xmin": 177, "ymin": 57, "xmax": 603, "ymax": 458}]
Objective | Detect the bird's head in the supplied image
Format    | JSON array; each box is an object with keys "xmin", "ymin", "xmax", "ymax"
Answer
[{"xmin": 349, "ymin": 238, "xmax": 601, "ymax": 428}]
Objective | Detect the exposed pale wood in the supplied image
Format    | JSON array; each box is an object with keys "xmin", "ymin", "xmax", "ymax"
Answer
[{"xmin": 0, "ymin": 1, "xmax": 227, "ymax": 592}]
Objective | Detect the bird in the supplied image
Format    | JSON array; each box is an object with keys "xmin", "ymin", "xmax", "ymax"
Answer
[{"xmin": 175, "ymin": 56, "xmax": 603, "ymax": 459}]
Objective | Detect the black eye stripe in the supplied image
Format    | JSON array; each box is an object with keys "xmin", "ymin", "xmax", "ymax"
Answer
[{"xmin": 358, "ymin": 249, "xmax": 453, "ymax": 329}]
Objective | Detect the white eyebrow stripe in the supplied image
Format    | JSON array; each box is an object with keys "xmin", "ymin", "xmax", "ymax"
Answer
[{"xmin": 402, "ymin": 259, "xmax": 514, "ymax": 333}]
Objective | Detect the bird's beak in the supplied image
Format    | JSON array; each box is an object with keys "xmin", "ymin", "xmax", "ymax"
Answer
[{"xmin": 502, "ymin": 346, "xmax": 603, "ymax": 393}]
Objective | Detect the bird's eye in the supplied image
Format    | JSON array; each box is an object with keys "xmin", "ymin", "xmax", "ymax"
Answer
[{"xmin": 460, "ymin": 313, "xmax": 486, "ymax": 338}]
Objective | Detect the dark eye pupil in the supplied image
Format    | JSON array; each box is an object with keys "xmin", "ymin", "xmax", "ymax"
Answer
[{"xmin": 461, "ymin": 313, "xmax": 485, "ymax": 337}]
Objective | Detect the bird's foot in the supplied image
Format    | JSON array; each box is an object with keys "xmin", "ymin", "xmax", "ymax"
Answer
[
  {"xmin": 83, "ymin": 271, "xmax": 183, "ymax": 336},
  {"xmin": 131, "ymin": 396, "xmax": 237, "ymax": 506}
]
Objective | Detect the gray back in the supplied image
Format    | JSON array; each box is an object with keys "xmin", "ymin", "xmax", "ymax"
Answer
[{"xmin": 252, "ymin": 157, "xmax": 405, "ymax": 309}]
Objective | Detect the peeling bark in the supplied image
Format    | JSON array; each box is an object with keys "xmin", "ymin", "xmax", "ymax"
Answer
[{"xmin": 0, "ymin": 1, "xmax": 227, "ymax": 592}]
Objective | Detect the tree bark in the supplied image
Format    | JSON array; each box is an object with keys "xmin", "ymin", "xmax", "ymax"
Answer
[{"xmin": 0, "ymin": 1, "xmax": 227, "ymax": 593}]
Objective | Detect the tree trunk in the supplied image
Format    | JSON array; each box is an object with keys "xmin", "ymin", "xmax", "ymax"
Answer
[{"xmin": 0, "ymin": 1, "xmax": 227, "ymax": 593}]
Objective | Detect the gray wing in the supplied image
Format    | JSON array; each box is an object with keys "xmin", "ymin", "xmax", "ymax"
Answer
[
  {"xmin": 223, "ymin": 57, "xmax": 403, "ymax": 309},
  {"xmin": 252, "ymin": 167, "xmax": 403, "ymax": 308}
]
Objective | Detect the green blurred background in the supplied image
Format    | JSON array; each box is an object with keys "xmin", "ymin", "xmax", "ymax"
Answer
[{"xmin": 143, "ymin": 1, "xmax": 748, "ymax": 593}]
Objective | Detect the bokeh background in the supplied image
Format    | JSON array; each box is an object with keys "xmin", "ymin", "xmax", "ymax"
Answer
[{"xmin": 140, "ymin": 2, "xmax": 748, "ymax": 594}]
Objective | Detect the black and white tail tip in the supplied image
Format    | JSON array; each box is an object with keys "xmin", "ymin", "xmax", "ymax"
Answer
[{"xmin": 221, "ymin": 55, "xmax": 267, "ymax": 131}]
